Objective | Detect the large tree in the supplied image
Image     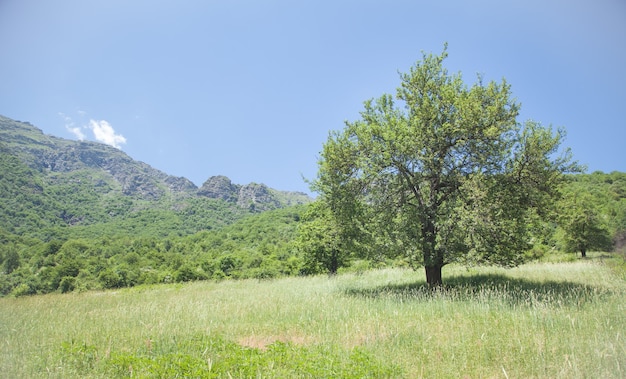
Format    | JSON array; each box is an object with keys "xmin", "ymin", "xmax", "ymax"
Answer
[{"xmin": 314, "ymin": 46, "xmax": 577, "ymax": 286}]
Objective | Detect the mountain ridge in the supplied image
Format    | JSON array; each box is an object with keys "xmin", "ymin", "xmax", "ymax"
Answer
[
  {"xmin": 0, "ymin": 114, "xmax": 311, "ymax": 240},
  {"xmin": 0, "ymin": 114, "xmax": 311, "ymax": 205}
]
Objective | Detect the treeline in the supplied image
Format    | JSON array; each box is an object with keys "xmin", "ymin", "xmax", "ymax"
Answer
[
  {"xmin": 1, "ymin": 171, "xmax": 625, "ymax": 297},
  {"xmin": 0, "ymin": 207, "xmax": 304, "ymax": 296}
]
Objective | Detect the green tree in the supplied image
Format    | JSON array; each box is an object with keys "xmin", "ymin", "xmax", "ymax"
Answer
[
  {"xmin": 559, "ymin": 190, "xmax": 612, "ymax": 257},
  {"xmin": 295, "ymin": 200, "xmax": 355, "ymax": 275},
  {"xmin": 59, "ymin": 276, "xmax": 76, "ymax": 293},
  {"xmin": 2, "ymin": 244, "xmax": 20, "ymax": 274},
  {"xmin": 314, "ymin": 46, "xmax": 577, "ymax": 286},
  {"xmin": 98, "ymin": 268, "xmax": 123, "ymax": 289}
]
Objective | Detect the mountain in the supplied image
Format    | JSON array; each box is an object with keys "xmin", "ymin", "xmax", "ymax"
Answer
[
  {"xmin": 198, "ymin": 175, "xmax": 311, "ymax": 210},
  {"xmin": 0, "ymin": 115, "xmax": 197, "ymax": 199},
  {"xmin": 0, "ymin": 115, "xmax": 311, "ymax": 239}
]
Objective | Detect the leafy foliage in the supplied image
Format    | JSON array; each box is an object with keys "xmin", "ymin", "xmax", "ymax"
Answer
[
  {"xmin": 557, "ymin": 172, "xmax": 626, "ymax": 256},
  {"xmin": 0, "ymin": 206, "xmax": 306, "ymax": 296},
  {"xmin": 313, "ymin": 46, "xmax": 578, "ymax": 285},
  {"xmin": 294, "ymin": 201, "xmax": 353, "ymax": 275}
]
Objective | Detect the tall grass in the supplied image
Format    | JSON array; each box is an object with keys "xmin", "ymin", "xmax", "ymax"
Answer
[{"xmin": 1, "ymin": 257, "xmax": 624, "ymax": 378}]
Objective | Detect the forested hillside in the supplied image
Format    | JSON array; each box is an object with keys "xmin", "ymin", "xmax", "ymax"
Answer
[
  {"xmin": 0, "ymin": 115, "xmax": 311, "ymax": 295},
  {"xmin": 0, "ymin": 115, "xmax": 310, "ymax": 240},
  {"xmin": 0, "ymin": 115, "xmax": 624, "ymax": 296}
]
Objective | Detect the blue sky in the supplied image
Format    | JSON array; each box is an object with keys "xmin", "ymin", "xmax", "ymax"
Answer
[{"xmin": 1, "ymin": 0, "xmax": 624, "ymax": 194}]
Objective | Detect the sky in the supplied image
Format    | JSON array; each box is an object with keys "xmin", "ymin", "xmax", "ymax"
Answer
[{"xmin": 1, "ymin": 0, "xmax": 624, "ymax": 194}]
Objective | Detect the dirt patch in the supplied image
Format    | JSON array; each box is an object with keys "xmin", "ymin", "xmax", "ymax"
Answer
[{"xmin": 237, "ymin": 333, "xmax": 318, "ymax": 350}]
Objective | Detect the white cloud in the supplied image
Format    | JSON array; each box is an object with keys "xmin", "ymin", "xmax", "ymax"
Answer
[
  {"xmin": 88, "ymin": 119, "xmax": 127, "ymax": 149},
  {"xmin": 60, "ymin": 112, "xmax": 86, "ymax": 140},
  {"xmin": 67, "ymin": 125, "xmax": 86, "ymax": 140},
  {"xmin": 59, "ymin": 112, "xmax": 127, "ymax": 148}
]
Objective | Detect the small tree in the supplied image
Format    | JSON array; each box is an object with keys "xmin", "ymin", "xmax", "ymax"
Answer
[
  {"xmin": 560, "ymin": 191, "xmax": 612, "ymax": 257},
  {"xmin": 314, "ymin": 46, "xmax": 577, "ymax": 286},
  {"xmin": 2, "ymin": 245, "xmax": 20, "ymax": 274},
  {"xmin": 294, "ymin": 200, "xmax": 359, "ymax": 275}
]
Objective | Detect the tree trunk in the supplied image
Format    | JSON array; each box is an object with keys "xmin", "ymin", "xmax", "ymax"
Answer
[
  {"xmin": 580, "ymin": 248, "xmax": 587, "ymax": 258},
  {"xmin": 329, "ymin": 249, "xmax": 339, "ymax": 275},
  {"xmin": 425, "ymin": 265, "xmax": 443, "ymax": 287},
  {"xmin": 421, "ymin": 216, "xmax": 443, "ymax": 287}
]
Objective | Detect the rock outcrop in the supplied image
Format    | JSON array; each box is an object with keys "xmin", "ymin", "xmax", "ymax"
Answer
[{"xmin": 197, "ymin": 176, "xmax": 307, "ymax": 211}]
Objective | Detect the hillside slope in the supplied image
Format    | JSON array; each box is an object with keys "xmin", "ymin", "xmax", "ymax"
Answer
[{"xmin": 0, "ymin": 115, "xmax": 311, "ymax": 239}]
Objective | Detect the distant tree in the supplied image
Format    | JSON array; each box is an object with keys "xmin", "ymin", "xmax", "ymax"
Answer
[
  {"xmin": 59, "ymin": 276, "xmax": 76, "ymax": 293},
  {"xmin": 218, "ymin": 254, "xmax": 241, "ymax": 277},
  {"xmin": 57, "ymin": 258, "xmax": 81, "ymax": 278},
  {"xmin": 314, "ymin": 46, "xmax": 578, "ymax": 286},
  {"xmin": 559, "ymin": 191, "xmax": 613, "ymax": 257},
  {"xmin": 294, "ymin": 201, "xmax": 354, "ymax": 275},
  {"xmin": 42, "ymin": 240, "xmax": 64, "ymax": 256},
  {"xmin": 175, "ymin": 264, "xmax": 206, "ymax": 282},
  {"xmin": 98, "ymin": 268, "xmax": 123, "ymax": 289},
  {"xmin": 3, "ymin": 244, "xmax": 20, "ymax": 274}
]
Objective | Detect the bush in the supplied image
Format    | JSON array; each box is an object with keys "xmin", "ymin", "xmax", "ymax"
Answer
[
  {"xmin": 59, "ymin": 276, "xmax": 76, "ymax": 293},
  {"xmin": 10, "ymin": 282, "xmax": 36, "ymax": 297},
  {"xmin": 251, "ymin": 265, "xmax": 280, "ymax": 280},
  {"xmin": 174, "ymin": 264, "xmax": 207, "ymax": 282},
  {"xmin": 525, "ymin": 244, "xmax": 550, "ymax": 260},
  {"xmin": 212, "ymin": 270, "xmax": 226, "ymax": 281},
  {"xmin": 138, "ymin": 268, "xmax": 160, "ymax": 285},
  {"xmin": 98, "ymin": 269, "xmax": 123, "ymax": 289}
]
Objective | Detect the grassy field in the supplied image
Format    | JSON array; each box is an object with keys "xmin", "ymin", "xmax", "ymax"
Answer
[{"xmin": 1, "ymin": 255, "xmax": 624, "ymax": 378}]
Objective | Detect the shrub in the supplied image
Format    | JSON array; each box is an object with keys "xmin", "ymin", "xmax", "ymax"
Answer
[
  {"xmin": 59, "ymin": 276, "xmax": 76, "ymax": 293},
  {"xmin": 98, "ymin": 269, "xmax": 122, "ymax": 289},
  {"xmin": 10, "ymin": 282, "xmax": 36, "ymax": 297}
]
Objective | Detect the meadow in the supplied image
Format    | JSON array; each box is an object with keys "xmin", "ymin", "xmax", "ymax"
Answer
[{"xmin": 1, "ymin": 255, "xmax": 624, "ymax": 378}]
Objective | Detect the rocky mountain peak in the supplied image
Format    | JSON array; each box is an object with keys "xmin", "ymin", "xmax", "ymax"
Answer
[
  {"xmin": 0, "ymin": 115, "xmax": 311, "ymax": 207},
  {"xmin": 197, "ymin": 175, "xmax": 238, "ymax": 201}
]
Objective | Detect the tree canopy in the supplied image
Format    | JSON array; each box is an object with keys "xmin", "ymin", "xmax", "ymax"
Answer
[{"xmin": 313, "ymin": 46, "xmax": 578, "ymax": 286}]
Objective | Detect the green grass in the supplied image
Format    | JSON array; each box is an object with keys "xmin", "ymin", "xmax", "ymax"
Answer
[{"xmin": 1, "ymin": 255, "xmax": 624, "ymax": 378}]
